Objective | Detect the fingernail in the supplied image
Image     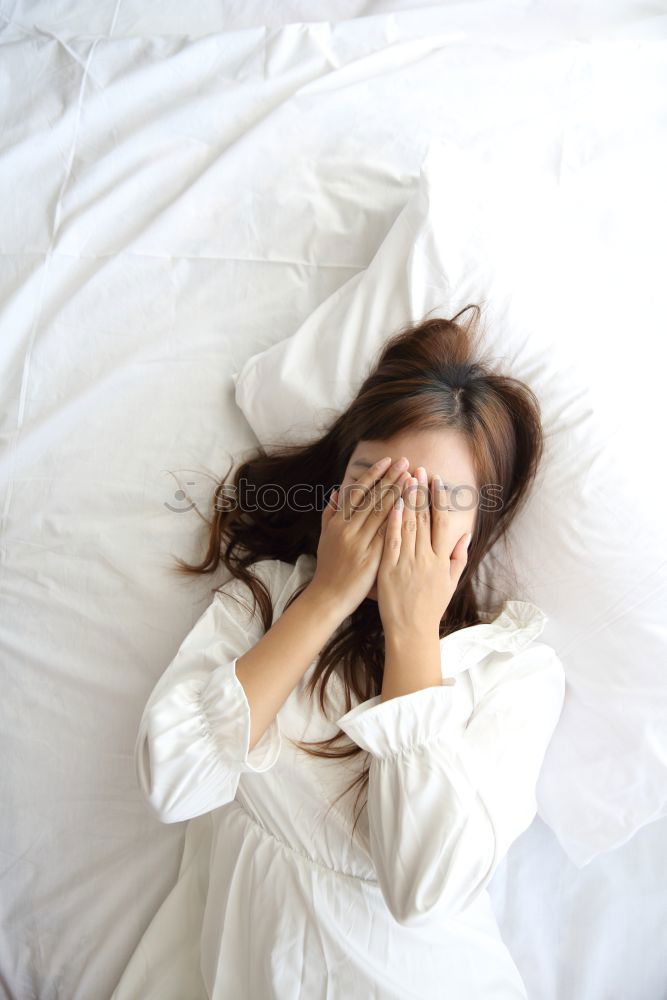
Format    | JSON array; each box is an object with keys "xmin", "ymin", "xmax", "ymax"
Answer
[{"xmin": 466, "ymin": 533, "xmax": 472, "ymax": 549}]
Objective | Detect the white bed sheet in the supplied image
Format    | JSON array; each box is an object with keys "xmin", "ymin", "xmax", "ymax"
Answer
[{"xmin": 1, "ymin": 2, "xmax": 665, "ymax": 998}]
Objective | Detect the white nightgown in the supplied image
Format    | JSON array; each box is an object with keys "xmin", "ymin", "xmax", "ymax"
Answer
[{"xmin": 111, "ymin": 552, "xmax": 565, "ymax": 1000}]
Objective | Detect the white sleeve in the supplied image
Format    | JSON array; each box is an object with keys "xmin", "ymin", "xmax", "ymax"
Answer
[
  {"xmin": 336, "ymin": 642, "xmax": 566, "ymax": 928},
  {"xmin": 135, "ymin": 564, "xmax": 283, "ymax": 825}
]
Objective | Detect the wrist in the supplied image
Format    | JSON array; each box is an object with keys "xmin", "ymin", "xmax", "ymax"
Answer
[
  {"xmin": 381, "ymin": 624, "xmax": 443, "ymax": 700},
  {"xmin": 384, "ymin": 620, "xmax": 441, "ymax": 648},
  {"xmin": 300, "ymin": 580, "xmax": 348, "ymax": 630}
]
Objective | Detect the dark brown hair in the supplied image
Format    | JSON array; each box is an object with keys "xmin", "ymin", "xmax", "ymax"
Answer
[{"xmin": 171, "ymin": 305, "xmax": 544, "ymax": 837}]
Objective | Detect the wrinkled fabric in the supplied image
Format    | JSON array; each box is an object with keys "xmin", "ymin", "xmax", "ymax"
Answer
[{"xmin": 121, "ymin": 553, "xmax": 565, "ymax": 999}]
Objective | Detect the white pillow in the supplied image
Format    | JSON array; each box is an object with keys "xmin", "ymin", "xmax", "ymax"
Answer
[{"xmin": 233, "ymin": 141, "xmax": 667, "ymax": 869}]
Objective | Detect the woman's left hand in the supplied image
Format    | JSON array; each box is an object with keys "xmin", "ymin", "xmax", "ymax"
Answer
[{"xmin": 376, "ymin": 466, "xmax": 471, "ymax": 635}]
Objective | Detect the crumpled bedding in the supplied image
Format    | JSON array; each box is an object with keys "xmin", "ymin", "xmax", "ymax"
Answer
[{"xmin": 1, "ymin": 2, "xmax": 665, "ymax": 998}]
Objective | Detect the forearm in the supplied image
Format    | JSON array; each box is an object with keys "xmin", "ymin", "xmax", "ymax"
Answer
[
  {"xmin": 235, "ymin": 582, "xmax": 346, "ymax": 751},
  {"xmin": 381, "ymin": 627, "xmax": 443, "ymax": 702}
]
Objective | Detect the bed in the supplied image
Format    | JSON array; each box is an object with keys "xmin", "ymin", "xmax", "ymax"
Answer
[{"xmin": 1, "ymin": 2, "xmax": 666, "ymax": 998}]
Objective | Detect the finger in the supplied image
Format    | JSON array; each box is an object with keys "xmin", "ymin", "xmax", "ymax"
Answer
[
  {"xmin": 449, "ymin": 531, "xmax": 472, "ymax": 584},
  {"xmin": 431, "ymin": 473, "xmax": 451, "ymax": 557},
  {"xmin": 320, "ymin": 487, "xmax": 339, "ymax": 530},
  {"xmin": 361, "ymin": 468, "xmax": 410, "ymax": 543},
  {"xmin": 354, "ymin": 461, "xmax": 410, "ymax": 543},
  {"xmin": 414, "ymin": 466, "xmax": 432, "ymax": 557},
  {"xmin": 381, "ymin": 493, "xmax": 403, "ymax": 568},
  {"xmin": 400, "ymin": 476, "xmax": 418, "ymax": 559},
  {"xmin": 341, "ymin": 455, "xmax": 394, "ymax": 521}
]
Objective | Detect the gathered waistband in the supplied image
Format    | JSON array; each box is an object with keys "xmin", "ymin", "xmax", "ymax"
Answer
[{"xmin": 229, "ymin": 796, "xmax": 379, "ymax": 887}]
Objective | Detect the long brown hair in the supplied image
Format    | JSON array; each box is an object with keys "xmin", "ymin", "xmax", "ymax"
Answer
[{"xmin": 171, "ymin": 304, "xmax": 544, "ymax": 837}]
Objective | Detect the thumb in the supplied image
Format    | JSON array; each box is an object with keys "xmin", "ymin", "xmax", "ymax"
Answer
[
  {"xmin": 322, "ymin": 488, "xmax": 339, "ymax": 527},
  {"xmin": 450, "ymin": 532, "xmax": 472, "ymax": 577}
]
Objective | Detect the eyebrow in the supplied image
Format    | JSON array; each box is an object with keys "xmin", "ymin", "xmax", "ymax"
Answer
[{"xmin": 350, "ymin": 457, "xmax": 452, "ymax": 489}]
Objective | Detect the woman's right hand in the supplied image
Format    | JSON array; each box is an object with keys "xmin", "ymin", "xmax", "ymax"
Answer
[{"xmin": 309, "ymin": 455, "xmax": 411, "ymax": 620}]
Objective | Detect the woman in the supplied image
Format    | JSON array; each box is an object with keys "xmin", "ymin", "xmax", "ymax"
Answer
[{"xmin": 120, "ymin": 305, "xmax": 565, "ymax": 999}]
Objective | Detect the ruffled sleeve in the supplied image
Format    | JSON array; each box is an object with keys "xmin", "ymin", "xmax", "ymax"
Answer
[
  {"xmin": 336, "ymin": 641, "xmax": 566, "ymax": 927},
  {"xmin": 135, "ymin": 564, "xmax": 283, "ymax": 824}
]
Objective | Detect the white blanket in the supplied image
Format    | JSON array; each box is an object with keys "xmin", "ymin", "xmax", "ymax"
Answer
[{"xmin": 1, "ymin": 2, "xmax": 665, "ymax": 998}]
